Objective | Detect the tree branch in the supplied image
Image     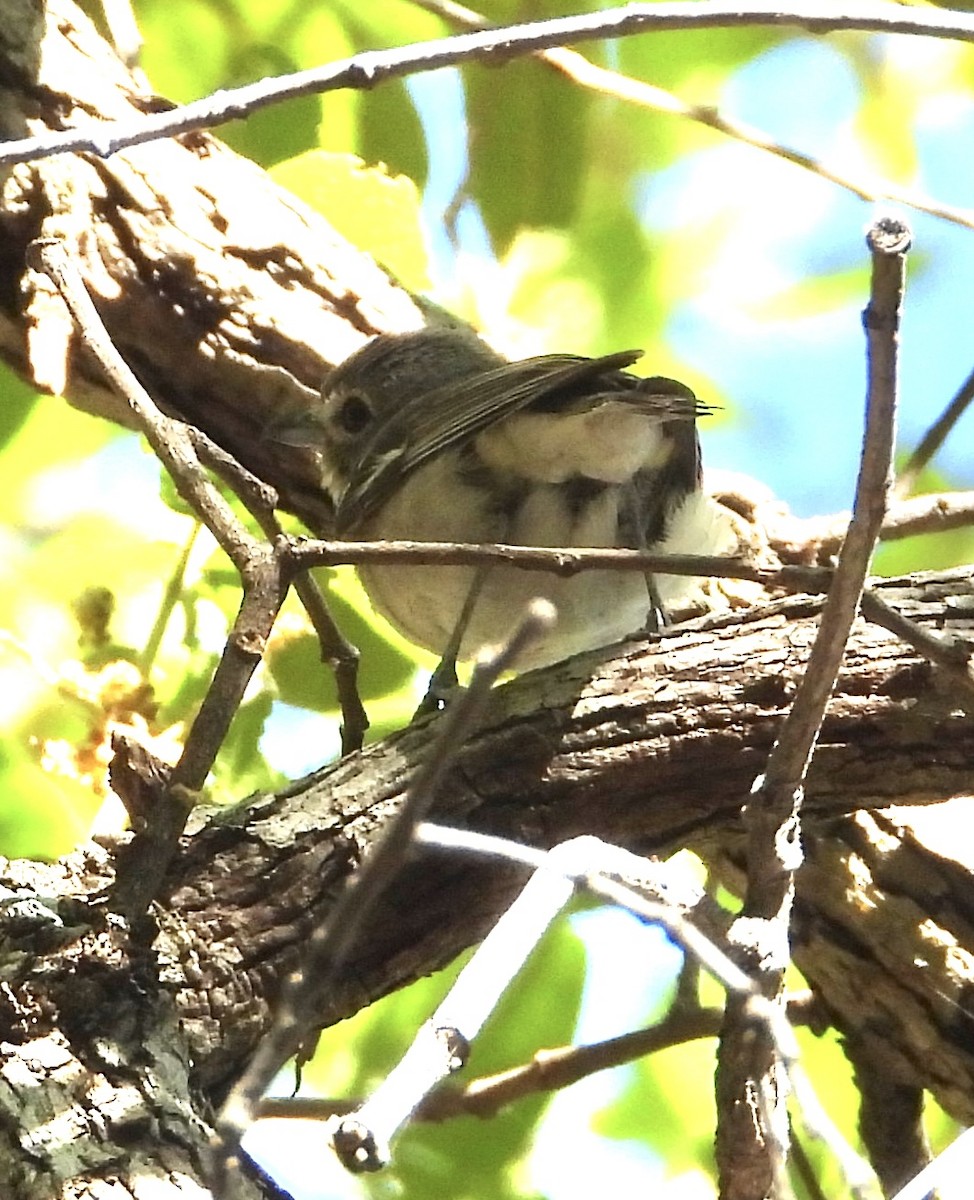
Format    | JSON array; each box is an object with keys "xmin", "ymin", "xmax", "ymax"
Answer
[
  {"xmin": 4, "ymin": 3, "xmax": 974, "ymax": 169},
  {"xmin": 4, "ymin": 569, "xmax": 974, "ymax": 1198},
  {"xmin": 158, "ymin": 568, "xmax": 974, "ymax": 1084},
  {"xmin": 409, "ymin": 0, "xmax": 974, "ymax": 234},
  {"xmin": 714, "ymin": 214, "xmax": 909, "ymax": 1200}
]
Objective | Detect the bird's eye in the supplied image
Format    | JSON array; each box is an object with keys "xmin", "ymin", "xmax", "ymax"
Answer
[{"xmin": 336, "ymin": 392, "xmax": 373, "ymax": 436}]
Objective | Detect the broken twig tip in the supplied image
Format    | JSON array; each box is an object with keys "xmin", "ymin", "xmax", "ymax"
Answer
[{"xmin": 866, "ymin": 213, "xmax": 912, "ymax": 256}]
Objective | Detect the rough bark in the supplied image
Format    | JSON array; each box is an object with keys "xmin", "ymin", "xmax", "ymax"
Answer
[
  {"xmin": 3, "ymin": 569, "xmax": 974, "ymax": 1197},
  {"xmin": 159, "ymin": 571, "xmax": 974, "ymax": 1078}
]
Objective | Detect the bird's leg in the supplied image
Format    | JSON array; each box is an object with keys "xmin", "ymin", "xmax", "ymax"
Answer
[
  {"xmin": 644, "ymin": 570, "xmax": 667, "ymax": 633},
  {"xmin": 635, "ymin": 491, "xmax": 668, "ymax": 633},
  {"xmin": 414, "ymin": 562, "xmax": 493, "ymax": 717}
]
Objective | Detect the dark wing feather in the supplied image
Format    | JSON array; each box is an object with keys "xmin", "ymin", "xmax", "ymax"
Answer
[{"xmin": 337, "ymin": 350, "xmax": 701, "ymax": 532}]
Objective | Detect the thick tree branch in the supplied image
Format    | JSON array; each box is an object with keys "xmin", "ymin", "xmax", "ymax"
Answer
[
  {"xmin": 3, "ymin": 568, "xmax": 974, "ymax": 1198},
  {"xmin": 158, "ymin": 569, "xmax": 974, "ymax": 1087}
]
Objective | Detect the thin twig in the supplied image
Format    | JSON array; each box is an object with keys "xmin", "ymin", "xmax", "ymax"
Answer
[
  {"xmin": 410, "ymin": 0, "xmax": 974, "ymax": 233},
  {"xmin": 264, "ymin": 1005, "xmax": 725, "ymax": 1124},
  {"xmin": 5, "ymin": 3, "xmax": 974, "ymax": 169},
  {"xmin": 716, "ymin": 215, "xmax": 910, "ymax": 1199},
  {"xmin": 289, "ymin": 488, "xmax": 974, "ymax": 583},
  {"xmin": 410, "ymin": 826, "xmax": 879, "ymax": 1199},
  {"xmin": 896, "ymin": 363, "xmax": 974, "ymax": 497},
  {"xmin": 291, "ymin": 490, "xmax": 974, "ymax": 591},
  {"xmin": 780, "ymin": 489, "xmax": 974, "ymax": 564},
  {"xmin": 286, "ymin": 571, "xmax": 369, "ymax": 754},
  {"xmin": 862, "ymin": 590, "xmax": 974, "ymax": 697},
  {"xmin": 262, "ymin": 995, "xmax": 824, "ymax": 1124},
  {"xmin": 762, "ymin": 216, "xmax": 909, "ymax": 785},
  {"xmin": 31, "ymin": 239, "xmax": 290, "ymax": 917},
  {"xmin": 288, "ymin": 537, "xmax": 823, "ymax": 588},
  {"xmin": 251, "ymin": 516, "xmax": 368, "ymax": 754},
  {"xmin": 210, "ymin": 600, "xmax": 555, "ymax": 1197},
  {"xmin": 877, "ymin": 490, "xmax": 974, "ymax": 542}
]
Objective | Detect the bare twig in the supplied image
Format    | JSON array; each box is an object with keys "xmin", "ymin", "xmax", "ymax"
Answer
[
  {"xmin": 759, "ymin": 214, "xmax": 909, "ymax": 804},
  {"xmin": 877, "ymin": 490, "xmax": 974, "ymax": 543},
  {"xmin": 896, "ymin": 363, "xmax": 974, "ymax": 497},
  {"xmin": 777, "ymin": 490, "xmax": 974, "ymax": 564},
  {"xmin": 249, "ymin": 516, "xmax": 367, "ymax": 754},
  {"xmin": 291, "ymin": 489, "xmax": 974, "ymax": 589},
  {"xmin": 31, "ymin": 238, "xmax": 290, "ymax": 917},
  {"xmin": 211, "ymin": 601, "xmax": 555, "ymax": 1197},
  {"xmin": 287, "ymin": 489, "xmax": 974, "ymax": 583},
  {"xmin": 288, "ymin": 537, "xmax": 811, "ymax": 586},
  {"xmin": 5, "ymin": 3, "xmax": 974, "ymax": 169},
  {"xmin": 715, "ymin": 215, "xmax": 910, "ymax": 1199},
  {"xmin": 265, "ymin": 1005, "xmax": 725, "ymax": 1125},
  {"xmin": 405, "ymin": 826, "xmax": 878, "ymax": 1198},
  {"xmin": 286, "ymin": 571, "xmax": 368, "ymax": 754},
  {"xmin": 862, "ymin": 590, "xmax": 974, "ymax": 698},
  {"xmin": 262, "ymin": 995, "xmax": 827, "ymax": 1124},
  {"xmin": 410, "ymin": 0, "xmax": 974, "ymax": 234}
]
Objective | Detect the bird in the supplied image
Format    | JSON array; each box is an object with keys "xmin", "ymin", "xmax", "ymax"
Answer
[{"xmin": 272, "ymin": 326, "xmax": 737, "ymax": 677}]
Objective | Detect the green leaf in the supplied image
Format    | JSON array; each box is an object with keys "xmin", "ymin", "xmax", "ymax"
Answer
[
  {"xmin": 0, "ymin": 382, "xmax": 122, "ymax": 526},
  {"xmin": 336, "ymin": 1, "xmax": 448, "ymax": 188},
  {"xmin": 747, "ymin": 267, "xmax": 870, "ymax": 321},
  {"xmin": 875, "ymin": 467, "xmax": 974, "ymax": 575},
  {"xmin": 0, "ymin": 367, "xmax": 38, "ymax": 453},
  {"xmin": 0, "ymin": 736, "xmax": 100, "ymax": 859},
  {"xmin": 594, "ymin": 1030, "xmax": 717, "ymax": 1178},
  {"xmin": 266, "ymin": 566, "xmax": 417, "ymax": 713},
  {"xmin": 138, "ymin": 0, "xmax": 233, "ymax": 102},
  {"xmin": 466, "ymin": 59, "xmax": 592, "ymax": 250},
  {"xmin": 270, "ymin": 151, "xmax": 431, "ymax": 290}
]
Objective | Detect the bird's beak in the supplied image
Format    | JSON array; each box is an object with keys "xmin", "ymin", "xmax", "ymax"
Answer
[{"xmin": 262, "ymin": 408, "xmax": 325, "ymax": 448}]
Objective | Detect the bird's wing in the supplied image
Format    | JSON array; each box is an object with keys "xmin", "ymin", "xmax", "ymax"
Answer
[{"xmin": 337, "ymin": 351, "xmax": 702, "ymax": 531}]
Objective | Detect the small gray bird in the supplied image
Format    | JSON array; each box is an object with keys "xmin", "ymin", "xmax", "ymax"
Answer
[{"xmin": 275, "ymin": 327, "xmax": 736, "ymax": 672}]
